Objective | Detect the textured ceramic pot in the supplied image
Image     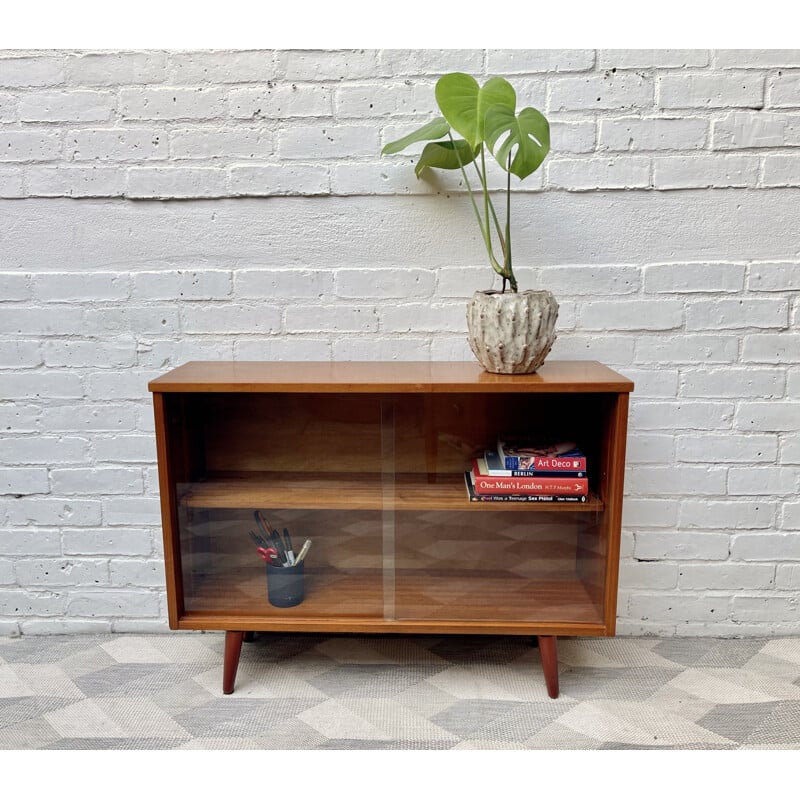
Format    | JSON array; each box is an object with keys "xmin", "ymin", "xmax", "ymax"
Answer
[{"xmin": 466, "ymin": 289, "xmax": 559, "ymax": 374}]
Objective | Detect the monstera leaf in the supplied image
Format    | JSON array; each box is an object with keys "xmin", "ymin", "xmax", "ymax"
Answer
[
  {"xmin": 483, "ymin": 105, "xmax": 550, "ymax": 179},
  {"xmin": 414, "ymin": 139, "xmax": 478, "ymax": 178},
  {"xmin": 381, "ymin": 117, "xmax": 451, "ymax": 155},
  {"xmin": 435, "ymin": 73, "xmax": 516, "ymax": 150}
]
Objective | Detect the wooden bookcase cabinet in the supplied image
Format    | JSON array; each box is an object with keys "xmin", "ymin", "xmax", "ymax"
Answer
[{"xmin": 149, "ymin": 361, "xmax": 633, "ymax": 698}]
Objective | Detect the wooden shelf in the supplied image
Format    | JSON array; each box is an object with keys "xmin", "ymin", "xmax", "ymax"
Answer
[
  {"xmin": 183, "ymin": 566, "xmax": 603, "ymax": 628},
  {"xmin": 179, "ymin": 471, "xmax": 604, "ymax": 512}
]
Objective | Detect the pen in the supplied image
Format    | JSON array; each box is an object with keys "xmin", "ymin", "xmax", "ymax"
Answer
[
  {"xmin": 294, "ymin": 539, "xmax": 312, "ymax": 565},
  {"xmin": 283, "ymin": 528, "xmax": 295, "ymax": 565}
]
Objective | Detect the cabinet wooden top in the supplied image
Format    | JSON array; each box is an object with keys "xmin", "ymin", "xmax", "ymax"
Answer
[{"xmin": 148, "ymin": 361, "xmax": 633, "ymax": 394}]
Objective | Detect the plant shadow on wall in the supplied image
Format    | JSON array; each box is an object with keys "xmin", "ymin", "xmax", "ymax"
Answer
[{"xmin": 382, "ymin": 72, "xmax": 557, "ymax": 374}]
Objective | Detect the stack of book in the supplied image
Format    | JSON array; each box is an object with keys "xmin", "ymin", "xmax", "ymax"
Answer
[{"xmin": 464, "ymin": 439, "xmax": 589, "ymax": 503}]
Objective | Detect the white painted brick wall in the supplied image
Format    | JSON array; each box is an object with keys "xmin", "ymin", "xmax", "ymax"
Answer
[{"xmin": 1, "ymin": 48, "xmax": 799, "ymax": 637}]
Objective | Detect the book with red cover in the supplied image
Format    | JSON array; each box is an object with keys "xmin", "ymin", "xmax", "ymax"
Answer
[
  {"xmin": 463, "ymin": 472, "xmax": 587, "ymax": 503},
  {"xmin": 482, "ymin": 451, "xmax": 586, "ymax": 477},
  {"xmin": 469, "ymin": 461, "xmax": 589, "ymax": 496},
  {"xmin": 495, "ymin": 439, "xmax": 587, "ymax": 471}
]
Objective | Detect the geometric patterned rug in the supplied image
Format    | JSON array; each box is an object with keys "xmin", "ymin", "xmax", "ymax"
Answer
[{"xmin": 2, "ymin": 633, "xmax": 800, "ymax": 749}]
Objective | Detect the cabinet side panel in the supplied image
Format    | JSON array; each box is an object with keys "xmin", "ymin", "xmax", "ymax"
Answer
[
  {"xmin": 153, "ymin": 392, "xmax": 185, "ymax": 627},
  {"xmin": 601, "ymin": 392, "xmax": 630, "ymax": 635}
]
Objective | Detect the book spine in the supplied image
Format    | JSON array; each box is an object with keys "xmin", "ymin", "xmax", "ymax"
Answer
[
  {"xmin": 472, "ymin": 474, "xmax": 589, "ymax": 496},
  {"xmin": 503, "ymin": 455, "xmax": 588, "ymax": 471},
  {"xmin": 469, "ymin": 493, "xmax": 587, "ymax": 503}
]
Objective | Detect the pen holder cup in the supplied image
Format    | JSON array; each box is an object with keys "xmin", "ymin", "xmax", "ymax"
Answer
[{"xmin": 265, "ymin": 562, "xmax": 305, "ymax": 608}]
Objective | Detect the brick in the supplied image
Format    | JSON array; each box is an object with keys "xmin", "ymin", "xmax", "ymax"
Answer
[
  {"xmin": 276, "ymin": 50, "xmax": 379, "ymax": 81},
  {"xmin": 278, "ymin": 124, "xmax": 380, "ymax": 159},
  {"xmin": 544, "ymin": 264, "xmax": 641, "ymax": 296},
  {"xmin": 653, "ymin": 154, "xmax": 759, "ymax": 189},
  {"xmin": 15, "ymin": 558, "xmax": 109, "ymax": 587},
  {"xmin": 132, "ymin": 270, "xmax": 232, "ymax": 301},
  {"xmin": 785, "ymin": 502, "xmax": 800, "ymax": 529},
  {"xmin": 619, "ymin": 561, "xmax": 678, "ymax": 589},
  {"xmin": 84, "ymin": 370, "xmax": 160, "ymax": 401},
  {"xmin": 635, "ymin": 334, "xmax": 739, "ymax": 364},
  {"xmin": 0, "ymin": 272, "xmax": 31, "ymax": 300},
  {"xmin": 677, "ymin": 434, "xmax": 778, "ymax": 463},
  {"xmin": 644, "ymin": 262, "xmax": 745, "ymax": 293},
  {"xmin": 230, "ymin": 164, "xmax": 329, "ymax": 196},
  {"xmin": 735, "ymin": 402, "xmax": 800, "ymax": 431},
  {"xmin": 0, "ymin": 339, "xmax": 41, "ymax": 367},
  {"xmin": 127, "ymin": 166, "xmax": 228, "ymax": 198},
  {"xmin": 236, "ymin": 269, "xmax": 333, "ymax": 299},
  {"xmin": 622, "ymin": 498, "xmax": 680, "ymax": 528},
  {"xmin": 598, "ymin": 50, "xmax": 710, "ymax": 69},
  {"xmin": 67, "ymin": 128, "xmax": 168, "ymax": 161},
  {"xmin": 626, "ymin": 433, "xmax": 674, "ymax": 464},
  {"xmin": 0, "ymin": 167, "xmax": 24, "ymax": 197},
  {"xmin": 628, "ymin": 592, "xmax": 731, "ymax": 623},
  {"xmin": 0, "ymin": 130, "xmax": 61, "ymax": 162},
  {"xmin": 0, "ymin": 589, "xmax": 66, "ymax": 616},
  {"xmin": 167, "ymin": 50, "xmax": 275, "ymax": 83},
  {"xmin": 0, "ymin": 56, "xmax": 64, "ymax": 87},
  {"xmin": 0, "ymin": 306, "xmax": 87, "ymax": 336},
  {"xmin": 229, "ymin": 84, "xmax": 332, "ymax": 119},
  {"xmin": 549, "ymin": 74, "xmax": 653, "ymax": 112},
  {"xmin": 782, "ymin": 438, "xmax": 800, "ymax": 466},
  {"xmin": 0, "ymin": 404, "xmax": 39, "ymax": 434},
  {"xmin": 22, "ymin": 618, "xmax": 112, "ymax": 634},
  {"xmin": 40, "ymin": 403, "xmax": 138, "ymax": 433},
  {"xmin": 679, "ymin": 500, "xmax": 776, "ymax": 530},
  {"xmin": 768, "ymin": 71, "xmax": 800, "ymax": 108},
  {"xmin": 92, "ymin": 435, "xmax": 156, "ymax": 463},
  {"xmin": 2, "ymin": 372, "xmax": 83, "ymax": 400},
  {"xmin": 66, "ymin": 51, "xmax": 168, "ymax": 85},
  {"xmin": 599, "ymin": 117, "xmax": 708, "ymax": 151},
  {"xmin": 42, "ymin": 340, "xmax": 136, "ymax": 369},
  {"xmin": 335, "ymin": 269, "xmax": 434, "ymax": 299},
  {"xmin": 379, "ymin": 50, "xmax": 484, "ymax": 76},
  {"xmin": 170, "ymin": 127, "xmax": 274, "ymax": 159},
  {"xmin": 748, "ymin": 262, "xmax": 800, "ymax": 292},
  {"xmin": 135, "ymin": 338, "xmax": 235, "ymax": 369},
  {"xmin": 626, "ymin": 465, "xmax": 726, "ymax": 495},
  {"xmin": 685, "ymin": 298, "xmax": 788, "ymax": 330},
  {"xmin": 26, "ymin": 166, "xmax": 126, "ymax": 197},
  {"xmin": 777, "ymin": 564, "xmax": 800, "ymax": 588},
  {"xmin": 50, "ymin": 467, "xmax": 143, "ymax": 496},
  {"xmin": 632, "ymin": 401, "xmax": 734, "ymax": 431},
  {"xmin": 234, "ymin": 337, "xmax": 331, "ymax": 361},
  {"xmin": 7, "ymin": 498, "xmax": 103, "ymax": 527},
  {"xmin": 763, "ymin": 155, "xmax": 800, "ymax": 187},
  {"xmin": 550, "ymin": 121, "xmax": 596, "ymax": 153},
  {"xmin": 731, "ymin": 533, "xmax": 800, "ymax": 561},
  {"xmin": 437, "ymin": 267, "xmax": 500, "ymax": 298},
  {"xmin": 548, "ymin": 335, "xmax": 635, "ymax": 364},
  {"xmin": 0, "ymin": 467, "xmax": 49, "ymax": 495},
  {"xmin": 331, "ymin": 161, "xmax": 489, "ymax": 196},
  {"xmin": 0, "ymin": 92, "xmax": 17, "ymax": 121},
  {"xmin": 489, "ymin": 50, "xmax": 595, "ymax": 73},
  {"xmin": 657, "ymin": 72, "xmax": 764, "ymax": 109},
  {"xmin": 742, "ymin": 334, "xmax": 800, "ymax": 363},
  {"xmin": 0, "ymin": 528, "xmax": 61, "ymax": 555},
  {"xmin": 103, "ymin": 497, "xmax": 162, "ymax": 526},
  {"xmin": 580, "ymin": 299, "xmax": 681, "ymax": 330},
  {"xmin": 715, "ymin": 50, "xmax": 800, "ymax": 68},
  {"xmin": 63, "ymin": 528, "xmax": 152, "ymax": 556},
  {"xmin": 332, "ymin": 337, "xmax": 432, "ymax": 361},
  {"xmin": 109, "ymin": 559, "xmax": 165, "ymax": 588},
  {"xmin": 732, "ymin": 595, "xmax": 799, "ymax": 623},
  {"xmin": 19, "ymin": 90, "xmax": 115, "ymax": 122},
  {"xmin": 381, "ymin": 302, "xmax": 465, "ymax": 333},
  {"xmin": 679, "ymin": 564, "xmax": 775, "ymax": 590},
  {"xmin": 181, "ymin": 304, "xmax": 281, "ymax": 334},
  {"xmin": 620, "ymin": 369, "xmax": 678, "ymax": 398},
  {"xmin": 286, "ymin": 304, "xmax": 379, "ymax": 333},
  {"xmin": 681, "ymin": 367, "xmax": 785, "ymax": 398},
  {"xmin": 83, "ymin": 305, "xmax": 180, "ymax": 336},
  {"xmin": 728, "ymin": 467, "xmax": 799, "ymax": 496},
  {"xmin": 67, "ymin": 590, "xmax": 160, "ymax": 617},
  {"xmin": 120, "ymin": 87, "xmax": 227, "ymax": 120},
  {"xmin": 547, "ymin": 157, "xmax": 650, "ymax": 190},
  {"xmin": 634, "ymin": 530, "xmax": 729, "ymax": 560},
  {"xmin": 334, "ymin": 82, "xmax": 436, "ymax": 118},
  {"xmin": 712, "ymin": 111, "xmax": 800, "ymax": 148},
  {"xmin": 0, "ymin": 435, "xmax": 89, "ymax": 464}
]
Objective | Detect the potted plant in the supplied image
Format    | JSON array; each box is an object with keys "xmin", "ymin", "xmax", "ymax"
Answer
[{"xmin": 382, "ymin": 72, "xmax": 557, "ymax": 374}]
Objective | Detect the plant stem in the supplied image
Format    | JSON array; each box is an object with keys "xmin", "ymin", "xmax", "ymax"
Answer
[
  {"xmin": 448, "ymin": 133, "xmax": 505, "ymax": 277},
  {"xmin": 505, "ymin": 151, "xmax": 516, "ymax": 292},
  {"xmin": 474, "ymin": 158, "xmax": 507, "ymax": 265}
]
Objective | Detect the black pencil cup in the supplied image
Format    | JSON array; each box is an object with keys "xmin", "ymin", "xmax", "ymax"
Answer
[{"xmin": 265, "ymin": 562, "xmax": 305, "ymax": 608}]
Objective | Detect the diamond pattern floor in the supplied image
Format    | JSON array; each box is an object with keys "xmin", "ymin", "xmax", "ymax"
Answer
[{"xmin": 1, "ymin": 633, "xmax": 799, "ymax": 749}]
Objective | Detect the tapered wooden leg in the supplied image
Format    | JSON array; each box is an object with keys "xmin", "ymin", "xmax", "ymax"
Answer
[
  {"xmin": 537, "ymin": 635, "xmax": 559, "ymax": 699},
  {"xmin": 223, "ymin": 631, "xmax": 245, "ymax": 695},
  {"xmin": 243, "ymin": 631, "xmax": 255, "ymax": 643}
]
